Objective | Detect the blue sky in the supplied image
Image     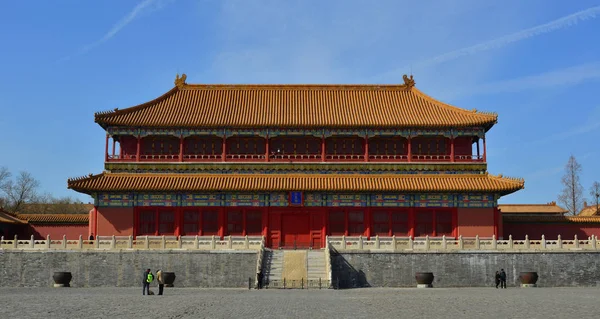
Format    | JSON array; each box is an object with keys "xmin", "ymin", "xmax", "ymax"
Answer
[{"xmin": 0, "ymin": 0, "xmax": 599, "ymax": 205}]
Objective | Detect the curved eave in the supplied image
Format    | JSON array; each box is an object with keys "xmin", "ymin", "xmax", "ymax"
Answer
[
  {"xmin": 93, "ymin": 84, "xmax": 498, "ymax": 130},
  {"xmin": 504, "ymin": 215, "xmax": 600, "ymax": 224},
  {"xmin": 68, "ymin": 172, "xmax": 523, "ymax": 196},
  {"xmin": 17, "ymin": 214, "xmax": 89, "ymax": 225}
]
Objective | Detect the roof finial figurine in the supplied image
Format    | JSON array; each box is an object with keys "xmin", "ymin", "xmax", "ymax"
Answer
[
  {"xmin": 175, "ymin": 73, "xmax": 187, "ymax": 88},
  {"xmin": 402, "ymin": 74, "xmax": 415, "ymax": 88}
]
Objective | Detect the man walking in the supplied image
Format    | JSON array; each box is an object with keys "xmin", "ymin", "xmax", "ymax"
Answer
[
  {"xmin": 500, "ymin": 269, "xmax": 507, "ymax": 289},
  {"xmin": 156, "ymin": 269, "xmax": 164, "ymax": 295},
  {"xmin": 495, "ymin": 271, "xmax": 501, "ymax": 289},
  {"xmin": 143, "ymin": 268, "xmax": 154, "ymax": 295}
]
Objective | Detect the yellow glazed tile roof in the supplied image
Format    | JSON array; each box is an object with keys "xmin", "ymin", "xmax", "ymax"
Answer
[
  {"xmin": 67, "ymin": 172, "xmax": 523, "ymax": 195},
  {"xmin": 578, "ymin": 204, "xmax": 600, "ymax": 217},
  {"xmin": 504, "ymin": 215, "xmax": 600, "ymax": 224},
  {"xmin": 0, "ymin": 209, "xmax": 27, "ymax": 225},
  {"xmin": 498, "ymin": 202, "xmax": 568, "ymax": 214},
  {"xmin": 94, "ymin": 75, "xmax": 497, "ymax": 129},
  {"xmin": 17, "ymin": 214, "xmax": 89, "ymax": 224}
]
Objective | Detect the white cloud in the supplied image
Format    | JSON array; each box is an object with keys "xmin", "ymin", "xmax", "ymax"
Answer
[
  {"xmin": 375, "ymin": 5, "xmax": 600, "ymax": 80},
  {"xmin": 59, "ymin": 0, "xmax": 174, "ymax": 62}
]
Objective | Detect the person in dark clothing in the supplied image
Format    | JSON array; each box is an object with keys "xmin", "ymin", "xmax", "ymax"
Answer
[
  {"xmin": 89, "ymin": 233, "xmax": 94, "ymax": 241},
  {"xmin": 257, "ymin": 271, "xmax": 264, "ymax": 289},
  {"xmin": 143, "ymin": 269, "xmax": 153, "ymax": 295},
  {"xmin": 500, "ymin": 269, "xmax": 507, "ymax": 289},
  {"xmin": 495, "ymin": 271, "xmax": 501, "ymax": 289}
]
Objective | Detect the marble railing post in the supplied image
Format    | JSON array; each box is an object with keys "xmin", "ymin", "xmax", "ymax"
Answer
[
  {"xmin": 341, "ymin": 236, "xmax": 346, "ymax": 249},
  {"xmin": 458, "ymin": 235, "xmax": 464, "ymax": 249},
  {"xmin": 211, "ymin": 235, "xmax": 216, "ymax": 249},
  {"xmin": 161, "ymin": 236, "xmax": 166, "ymax": 249},
  {"xmin": 13, "ymin": 235, "xmax": 17, "ymax": 249},
  {"xmin": 358, "ymin": 236, "xmax": 363, "ymax": 250},
  {"xmin": 508, "ymin": 235, "xmax": 513, "ymax": 249},
  {"xmin": 30, "ymin": 235, "xmax": 35, "ymax": 248},
  {"xmin": 244, "ymin": 235, "xmax": 249, "ymax": 249},
  {"xmin": 574, "ymin": 235, "xmax": 579, "ymax": 249},
  {"xmin": 194, "ymin": 235, "xmax": 199, "ymax": 249},
  {"xmin": 492, "ymin": 235, "xmax": 497, "ymax": 249},
  {"xmin": 391, "ymin": 235, "xmax": 397, "ymax": 252},
  {"xmin": 62, "ymin": 235, "xmax": 67, "ymax": 249},
  {"xmin": 524, "ymin": 235, "xmax": 530, "ymax": 249},
  {"xmin": 541, "ymin": 235, "xmax": 546, "ymax": 249},
  {"xmin": 145, "ymin": 236, "xmax": 150, "ymax": 249},
  {"xmin": 592, "ymin": 235, "xmax": 597, "ymax": 249},
  {"xmin": 425, "ymin": 235, "xmax": 430, "ymax": 250},
  {"xmin": 128, "ymin": 235, "xmax": 133, "ymax": 249},
  {"xmin": 111, "ymin": 235, "xmax": 116, "ymax": 249},
  {"xmin": 178, "ymin": 236, "xmax": 183, "ymax": 249},
  {"xmin": 408, "ymin": 237, "xmax": 414, "ymax": 250},
  {"xmin": 46, "ymin": 235, "xmax": 51, "ymax": 249},
  {"xmin": 475, "ymin": 235, "xmax": 480, "ymax": 249},
  {"xmin": 228, "ymin": 236, "xmax": 233, "ymax": 249},
  {"xmin": 442, "ymin": 235, "xmax": 447, "ymax": 249},
  {"xmin": 375, "ymin": 235, "xmax": 380, "ymax": 249},
  {"xmin": 557, "ymin": 235, "xmax": 562, "ymax": 249},
  {"xmin": 78, "ymin": 235, "xmax": 83, "ymax": 249}
]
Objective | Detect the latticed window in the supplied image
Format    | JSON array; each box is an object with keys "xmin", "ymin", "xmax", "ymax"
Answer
[
  {"xmin": 371, "ymin": 211, "xmax": 390, "ymax": 236},
  {"xmin": 329, "ymin": 211, "xmax": 345, "ymax": 235},
  {"xmin": 138, "ymin": 210, "xmax": 156, "ymax": 235},
  {"xmin": 348, "ymin": 211, "xmax": 364, "ymax": 236},
  {"xmin": 158, "ymin": 210, "xmax": 175, "ymax": 234},
  {"xmin": 246, "ymin": 210, "xmax": 263, "ymax": 235},
  {"xmin": 227, "ymin": 210, "xmax": 243, "ymax": 235},
  {"xmin": 182, "ymin": 210, "xmax": 200, "ymax": 235},
  {"xmin": 202, "ymin": 210, "xmax": 219, "ymax": 235},
  {"xmin": 391, "ymin": 211, "xmax": 409, "ymax": 236},
  {"xmin": 414, "ymin": 211, "xmax": 433, "ymax": 237}
]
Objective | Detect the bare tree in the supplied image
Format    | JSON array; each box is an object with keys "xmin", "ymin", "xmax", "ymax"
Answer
[
  {"xmin": 0, "ymin": 167, "xmax": 10, "ymax": 208},
  {"xmin": 590, "ymin": 181, "xmax": 600, "ymax": 215},
  {"xmin": 558, "ymin": 155, "xmax": 585, "ymax": 215},
  {"xmin": 1, "ymin": 171, "xmax": 40, "ymax": 213}
]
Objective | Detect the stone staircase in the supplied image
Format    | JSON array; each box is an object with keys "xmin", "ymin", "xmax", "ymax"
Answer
[
  {"xmin": 307, "ymin": 250, "xmax": 328, "ymax": 284},
  {"xmin": 261, "ymin": 249, "xmax": 329, "ymax": 289},
  {"xmin": 262, "ymin": 249, "xmax": 284, "ymax": 286}
]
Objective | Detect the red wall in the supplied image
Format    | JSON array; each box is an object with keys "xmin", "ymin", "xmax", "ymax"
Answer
[
  {"xmin": 97, "ymin": 207, "xmax": 134, "ymax": 236},
  {"xmin": 27, "ymin": 224, "xmax": 89, "ymax": 240},
  {"xmin": 457, "ymin": 208, "xmax": 495, "ymax": 237},
  {"xmin": 503, "ymin": 223, "xmax": 600, "ymax": 240}
]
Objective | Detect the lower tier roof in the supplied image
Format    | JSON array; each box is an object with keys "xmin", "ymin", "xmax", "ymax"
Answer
[{"xmin": 68, "ymin": 173, "xmax": 524, "ymax": 195}]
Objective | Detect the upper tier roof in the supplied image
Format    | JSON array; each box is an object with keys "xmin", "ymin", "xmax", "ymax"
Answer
[
  {"xmin": 95, "ymin": 74, "xmax": 498, "ymax": 130},
  {"xmin": 498, "ymin": 202, "xmax": 568, "ymax": 214}
]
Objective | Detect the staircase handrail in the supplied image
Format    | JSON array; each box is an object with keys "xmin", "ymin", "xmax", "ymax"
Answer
[
  {"xmin": 255, "ymin": 236, "xmax": 266, "ymax": 288},
  {"xmin": 325, "ymin": 235, "xmax": 332, "ymax": 288}
]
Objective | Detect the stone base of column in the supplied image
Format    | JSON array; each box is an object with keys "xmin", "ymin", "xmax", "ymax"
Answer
[{"xmin": 416, "ymin": 284, "xmax": 432, "ymax": 288}]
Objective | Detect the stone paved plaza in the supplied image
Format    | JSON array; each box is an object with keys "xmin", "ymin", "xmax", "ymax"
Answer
[{"xmin": 1, "ymin": 287, "xmax": 599, "ymax": 318}]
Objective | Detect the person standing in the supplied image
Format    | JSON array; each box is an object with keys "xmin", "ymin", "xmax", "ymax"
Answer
[
  {"xmin": 495, "ymin": 271, "xmax": 501, "ymax": 289},
  {"xmin": 156, "ymin": 269, "xmax": 164, "ymax": 296},
  {"xmin": 500, "ymin": 269, "xmax": 507, "ymax": 289},
  {"xmin": 143, "ymin": 269, "xmax": 154, "ymax": 295}
]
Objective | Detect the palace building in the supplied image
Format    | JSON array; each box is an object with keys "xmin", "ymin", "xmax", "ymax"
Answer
[{"xmin": 68, "ymin": 74, "xmax": 525, "ymax": 248}]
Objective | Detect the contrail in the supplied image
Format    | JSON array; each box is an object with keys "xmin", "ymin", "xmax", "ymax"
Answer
[
  {"xmin": 58, "ymin": 0, "xmax": 173, "ymax": 62},
  {"xmin": 420, "ymin": 5, "xmax": 600, "ymax": 67},
  {"xmin": 376, "ymin": 5, "xmax": 600, "ymax": 78}
]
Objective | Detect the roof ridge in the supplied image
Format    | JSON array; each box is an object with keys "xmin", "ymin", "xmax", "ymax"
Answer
[{"xmin": 410, "ymin": 87, "xmax": 498, "ymax": 120}]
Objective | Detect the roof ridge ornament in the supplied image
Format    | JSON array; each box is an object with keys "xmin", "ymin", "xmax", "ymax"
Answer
[
  {"xmin": 175, "ymin": 73, "xmax": 187, "ymax": 89},
  {"xmin": 402, "ymin": 74, "xmax": 415, "ymax": 88}
]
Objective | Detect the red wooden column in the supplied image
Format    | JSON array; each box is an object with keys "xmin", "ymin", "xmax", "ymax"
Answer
[
  {"xmin": 409, "ymin": 207, "xmax": 415, "ymax": 238},
  {"xmin": 365, "ymin": 208, "xmax": 371, "ymax": 239},
  {"xmin": 174, "ymin": 207, "xmax": 181, "ymax": 237},
  {"xmin": 483, "ymin": 136, "xmax": 487, "ymax": 162},
  {"xmin": 407, "ymin": 137, "xmax": 412, "ymax": 162},
  {"xmin": 265, "ymin": 134, "xmax": 270, "ymax": 162},
  {"xmin": 179, "ymin": 136, "xmax": 184, "ymax": 162},
  {"xmin": 105, "ymin": 134, "xmax": 109, "ymax": 162},
  {"xmin": 493, "ymin": 207, "xmax": 498, "ymax": 238},
  {"xmin": 344, "ymin": 210, "xmax": 349, "ymax": 236},
  {"xmin": 450, "ymin": 137, "xmax": 455, "ymax": 162},
  {"xmin": 432, "ymin": 210, "xmax": 437, "ymax": 237},
  {"xmin": 364, "ymin": 136, "xmax": 369, "ymax": 162},
  {"xmin": 321, "ymin": 135, "xmax": 326, "ymax": 162},
  {"xmin": 218, "ymin": 208, "xmax": 226, "ymax": 238},
  {"xmin": 222, "ymin": 136, "xmax": 227, "ymax": 162},
  {"xmin": 112, "ymin": 138, "xmax": 116, "ymax": 159},
  {"xmin": 476, "ymin": 138, "xmax": 480, "ymax": 160},
  {"xmin": 133, "ymin": 207, "xmax": 138, "ymax": 238},
  {"xmin": 321, "ymin": 209, "xmax": 327, "ymax": 248},
  {"xmin": 136, "ymin": 136, "xmax": 141, "ymax": 162},
  {"xmin": 262, "ymin": 208, "xmax": 269, "ymax": 238},
  {"xmin": 452, "ymin": 208, "xmax": 458, "ymax": 238}
]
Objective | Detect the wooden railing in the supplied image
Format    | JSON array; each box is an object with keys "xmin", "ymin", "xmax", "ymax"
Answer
[
  {"xmin": 0, "ymin": 235, "xmax": 264, "ymax": 251},
  {"xmin": 270, "ymin": 154, "xmax": 321, "ymax": 161},
  {"xmin": 327, "ymin": 235, "xmax": 600, "ymax": 251}
]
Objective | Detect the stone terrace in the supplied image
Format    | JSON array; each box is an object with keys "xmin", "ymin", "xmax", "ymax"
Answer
[{"xmin": 1, "ymin": 287, "xmax": 599, "ymax": 319}]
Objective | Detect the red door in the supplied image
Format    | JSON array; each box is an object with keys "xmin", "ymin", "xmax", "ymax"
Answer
[{"xmin": 281, "ymin": 213, "xmax": 310, "ymax": 249}]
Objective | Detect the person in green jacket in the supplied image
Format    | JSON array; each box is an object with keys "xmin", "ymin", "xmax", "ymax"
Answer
[{"xmin": 143, "ymin": 269, "xmax": 154, "ymax": 295}]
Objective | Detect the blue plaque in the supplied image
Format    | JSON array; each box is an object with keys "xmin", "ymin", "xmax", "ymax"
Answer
[{"xmin": 289, "ymin": 191, "xmax": 303, "ymax": 206}]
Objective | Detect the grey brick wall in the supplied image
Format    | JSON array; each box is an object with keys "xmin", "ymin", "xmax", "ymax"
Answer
[
  {"xmin": 331, "ymin": 251, "xmax": 600, "ymax": 288},
  {"xmin": 0, "ymin": 250, "xmax": 257, "ymax": 288}
]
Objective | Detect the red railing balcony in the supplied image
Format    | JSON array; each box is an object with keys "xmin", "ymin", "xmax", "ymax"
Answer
[
  {"xmin": 182, "ymin": 154, "xmax": 223, "ymax": 162},
  {"xmin": 270, "ymin": 154, "xmax": 321, "ymax": 162},
  {"xmin": 325, "ymin": 154, "xmax": 365, "ymax": 161},
  {"xmin": 106, "ymin": 154, "xmax": 137, "ymax": 162},
  {"xmin": 225, "ymin": 154, "xmax": 266, "ymax": 161},
  {"xmin": 411, "ymin": 154, "xmax": 452, "ymax": 162},
  {"xmin": 139, "ymin": 154, "xmax": 180, "ymax": 161},
  {"xmin": 454, "ymin": 155, "xmax": 484, "ymax": 162},
  {"xmin": 368, "ymin": 154, "xmax": 409, "ymax": 162}
]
